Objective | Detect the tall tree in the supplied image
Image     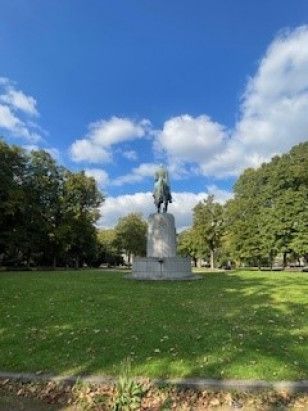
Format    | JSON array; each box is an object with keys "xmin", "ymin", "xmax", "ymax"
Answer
[
  {"xmin": 225, "ymin": 142, "xmax": 308, "ymax": 267},
  {"xmin": 97, "ymin": 229, "xmax": 123, "ymax": 266},
  {"xmin": 193, "ymin": 195, "xmax": 224, "ymax": 269},
  {"xmin": 0, "ymin": 140, "xmax": 26, "ymax": 263},
  {"xmin": 62, "ymin": 171, "xmax": 104, "ymax": 267},
  {"xmin": 21, "ymin": 150, "xmax": 64, "ymax": 266},
  {"xmin": 0, "ymin": 141, "xmax": 104, "ymax": 267},
  {"xmin": 177, "ymin": 228, "xmax": 206, "ymax": 267},
  {"xmin": 114, "ymin": 213, "xmax": 147, "ymax": 263}
]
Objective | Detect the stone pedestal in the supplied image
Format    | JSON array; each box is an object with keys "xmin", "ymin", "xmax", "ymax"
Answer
[
  {"xmin": 130, "ymin": 213, "xmax": 200, "ymax": 281},
  {"xmin": 147, "ymin": 213, "xmax": 176, "ymax": 258},
  {"xmin": 131, "ymin": 256, "xmax": 193, "ymax": 280}
]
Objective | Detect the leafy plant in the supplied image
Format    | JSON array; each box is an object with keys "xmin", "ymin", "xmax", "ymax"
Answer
[{"xmin": 113, "ymin": 358, "xmax": 144, "ymax": 411}]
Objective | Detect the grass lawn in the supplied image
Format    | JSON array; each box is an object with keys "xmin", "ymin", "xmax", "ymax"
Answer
[{"xmin": 0, "ymin": 270, "xmax": 307, "ymax": 381}]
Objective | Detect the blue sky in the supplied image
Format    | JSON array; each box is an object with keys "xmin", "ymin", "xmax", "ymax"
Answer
[{"xmin": 1, "ymin": 1, "xmax": 308, "ymax": 229}]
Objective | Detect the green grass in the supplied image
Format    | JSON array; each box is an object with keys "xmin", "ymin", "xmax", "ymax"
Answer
[{"xmin": 0, "ymin": 270, "xmax": 307, "ymax": 380}]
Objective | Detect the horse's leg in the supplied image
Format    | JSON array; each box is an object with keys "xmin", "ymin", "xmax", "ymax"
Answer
[{"xmin": 163, "ymin": 200, "xmax": 167, "ymax": 213}]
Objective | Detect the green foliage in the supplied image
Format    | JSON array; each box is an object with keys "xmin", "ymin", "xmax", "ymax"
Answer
[
  {"xmin": 113, "ymin": 358, "xmax": 144, "ymax": 411},
  {"xmin": 0, "ymin": 140, "xmax": 26, "ymax": 261},
  {"xmin": 177, "ymin": 228, "xmax": 203, "ymax": 266},
  {"xmin": 97, "ymin": 229, "xmax": 123, "ymax": 266},
  {"xmin": 114, "ymin": 213, "xmax": 147, "ymax": 261},
  {"xmin": 225, "ymin": 142, "xmax": 308, "ymax": 266},
  {"xmin": 0, "ymin": 140, "xmax": 104, "ymax": 267},
  {"xmin": 193, "ymin": 195, "xmax": 224, "ymax": 268}
]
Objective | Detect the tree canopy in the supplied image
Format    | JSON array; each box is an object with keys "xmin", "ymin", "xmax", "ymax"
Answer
[
  {"xmin": 114, "ymin": 213, "xmax": 147, "ymax": 262},
  {"xmin": 0, "ymin": 140, "xmax": 104, "ymax": 268},
  {"xmin": 225, "ymin": 142, "xmax": 308, "ymax": 267},
  {"xmin": 1, "ymin": 140, "xmax": 307, "ymax": 269}
]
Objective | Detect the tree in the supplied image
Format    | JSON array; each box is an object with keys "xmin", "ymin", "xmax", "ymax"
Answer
[
  {"xmin": 193, "ymin": 195, "xmax": 224, "ymax": 269},
  {"xmin": 177, "ymin": 228, "xmax": 205, "ymax": 267},
  {"xmin": 225, "ymin": 142, "xmax": 308, "ymax": 267},
  {"xmin": 21, "ymin": 149, "xmax": 64, "ymax": 266},
  {"xmin": 114, "ymin": 213, "xmax": 147, "ymax": 263},
  {"xmin": 224, "ymin": 168, "xmax": 266, "ymax": 267},
  {"xmin": 61, "ymin": 171, "xmax": 104, "ymax": 268},
  {"xmin": 0, "ymin": 140, "xmax": 26, "ymax": 264},
  {"xmin": 0, "ymin": 141, "xmax": 104, "ymax": 268},
  {"xmin": 97, "ymin": 229, "xmax": 123, "ymax": 266}
]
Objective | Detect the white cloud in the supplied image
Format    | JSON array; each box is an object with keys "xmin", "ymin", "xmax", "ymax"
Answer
[
  {"xmin": 85, "ymin": 168, "xmax": 109, "ymax": 187},
  {"xmin": 156, "ymin": 114, "xmax": 227, "ymax": 164},
  {"xmin": 70, "ymin": 138, "xmax": 111, "ymax": 163},
  {"xmin": 156, "ymin": 26, "xmax": 308, "ymax": 177},
  {"xmin": 0, "ymin": 78, "xmax": 41, "ymax": 142},
  {"xmin": 90, "ymin": 117, "xmax": 150, "ymax": 146},
  {"xmin": 70, "ymin": 117, "xmax": 151, "ymax": 163},
  {"xmin": 112, "ymin": 162, "xmax": 158, "ymax": 186},
  {"xmin": 122, "ymin": 149, "xmax": 138, "ymax": 161},
  {"xmin": 0, "ymin": 104, "xmax": 21, "ymax": 129},
  {"xmin": 0, "ymin": 88, "xmax": 38, "ymax": 116},
  {"xmin": 98, "ymin": 188, "xmax": 232, "ymax": 231},
  {"xmin": 0, "ymin": 77, "xmax": 11, "ymax": 86}
]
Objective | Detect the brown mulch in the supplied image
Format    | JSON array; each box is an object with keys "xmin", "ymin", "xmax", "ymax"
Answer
[{"xmin": 0, "ymin": 377, "xmax": 307, "ymax": 410}]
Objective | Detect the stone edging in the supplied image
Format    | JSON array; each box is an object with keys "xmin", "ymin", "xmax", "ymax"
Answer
[{"xmin": 0, "ymin": 371, "xmax": 307, "ymax": 393}]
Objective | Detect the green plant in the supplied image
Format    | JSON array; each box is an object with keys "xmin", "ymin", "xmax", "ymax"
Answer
[{"xmin": 113, "ymin": 358, "xmax": 144, "ymax": 411}]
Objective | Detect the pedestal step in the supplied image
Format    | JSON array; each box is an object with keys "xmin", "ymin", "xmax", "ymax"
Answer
[{"xmin": 130, "ymin": 256, "xmax": 199, "ymax": 280}]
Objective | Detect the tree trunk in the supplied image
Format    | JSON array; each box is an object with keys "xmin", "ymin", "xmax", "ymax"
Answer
[
  {"xmin": 283, "ymin": 252, "xmax": 287, "ymax": 269},
  {"xmin": 26, "ymin": 249, "xmax": 31, "ymax": 268},
  {"xmin": 210, "ymin": 249, "xmax": 214, "ymax": 270},
  {"xmin": 53, "ymin": 255, "xmax": 57, "ymax": 269}
]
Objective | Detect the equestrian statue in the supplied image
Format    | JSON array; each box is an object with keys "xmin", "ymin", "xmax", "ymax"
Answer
[{"xmin": 153, "ymin": 165, "xmax": 172, "ymax": 213}]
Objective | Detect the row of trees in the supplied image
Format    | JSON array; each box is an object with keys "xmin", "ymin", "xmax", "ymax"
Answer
[
  {"xmin": 0, "ymin": 140, "xmax": 103, "ymax": 267},
  {"xmin": 1, "ymin": 140, "xmax": 307, "ymax": 269},
  {"xmin": 178, "ymin": 142, "xmax": 308, "ymax": 268},
  {"xmin": 0, "ymin": 139, "xmax": 149, "ymax": 268}
]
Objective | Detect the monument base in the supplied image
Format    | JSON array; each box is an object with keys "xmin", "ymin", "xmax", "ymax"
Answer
[{"xmin": 129, "ymin": 256, "xmax": 201, "ymax": 281}]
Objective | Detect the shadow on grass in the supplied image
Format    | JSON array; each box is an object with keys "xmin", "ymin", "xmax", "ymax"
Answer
[{"xmin": 0, "ymin": 270, "xmax": 307, "ymax": 381}]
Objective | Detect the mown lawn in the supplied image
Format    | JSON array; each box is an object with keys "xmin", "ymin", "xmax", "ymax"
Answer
[{"xmin": 0, "ymin": 270, "xmax": 307, "ymax": 380}]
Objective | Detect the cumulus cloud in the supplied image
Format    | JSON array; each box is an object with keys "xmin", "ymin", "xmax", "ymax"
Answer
[
  {"xmin": 156, "ymin": 114, "xmax": 227, "ymax": 164},
  {"xmin": 70, "ymin": 117, "xmax": 151, "ymax": 163},
  {"xmin": 85, "ymin": 168, "xmax": 109, "ymax": 187},
  {"xmin": 70, "ymin": 139, "xmax": 111, "ymax": 163},
  {"xmin": 0, "ymin": 88, "xmax": 38, "ymax": 116},
  {"xmin": 0, "ymin": 78, "xmax": 41, "ymax": 142},
  {"xmin": 156, "ymin": 26, "xmax": 308, "ymax": 177},
  {"xmin": 112, "ymin": 162, "xmax": 158, "ymax": 186},
  {"xmin": 122, "ymin": 149, "xmax": 138, "ymax": 161},
  {"xmin": 98, "ymin": 188, "xmax": 232, "ymax": 231},
  {"xmin": 0, "ymin": 104, "xmax": 21, "ymax": 129}
]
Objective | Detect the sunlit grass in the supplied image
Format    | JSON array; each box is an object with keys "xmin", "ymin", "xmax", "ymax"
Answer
[{"xmin": 0, "ymin": 270, "xmax": 307, "ymax": 380}]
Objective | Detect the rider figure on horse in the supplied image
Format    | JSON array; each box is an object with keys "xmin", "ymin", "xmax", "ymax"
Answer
[{"xmin": 153, "ymin": 165, "xmax": 172, "ymax": 213}]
